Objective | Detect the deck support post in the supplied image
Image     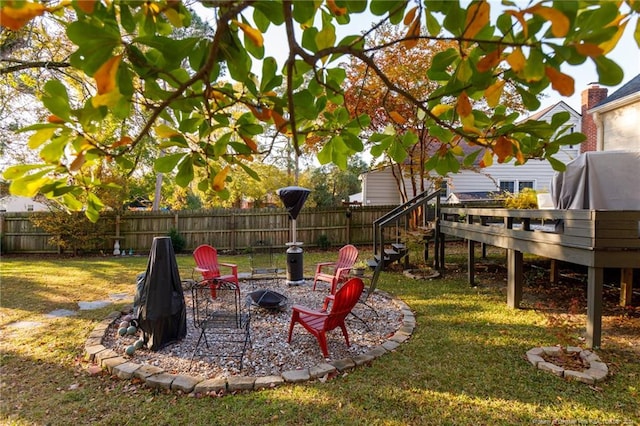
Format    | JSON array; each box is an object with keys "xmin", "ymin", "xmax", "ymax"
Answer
[
  {"xmin": 586, "ymin": 266, "xmax": 604, "ymax": 349},
  {"xmin": 468, "ymin": 239, "xmax": 475, "ymax": 286},
  {"xmin": 550, "ymin": 259, "xmax": 559, "ymax": 284},
  {"xmin": 620, "ymin": 268, "xmax": 633, "ymax": 307},
  {"xmin": 507, "ymin": 249, "xmax": 523, "ymax": 308}
]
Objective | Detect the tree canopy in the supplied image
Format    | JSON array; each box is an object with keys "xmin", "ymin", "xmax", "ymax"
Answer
[{"xmin": 1, "ymin": 0, "xmax": 639, "ymax": 220}]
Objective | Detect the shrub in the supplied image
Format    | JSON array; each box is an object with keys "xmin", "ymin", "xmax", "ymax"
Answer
[
  {"xmin": 168, "ymin": 228, "xmax": 186, "ymax": 253},
  {"xmin": 502, "ymin": 188, "xmax": 538, "ymax": 209},
  {"xmin": 316, "ymin": 234, "xmax": 331, "ymax": 250},
  {"xmin": 29, "ymin": 211, "xmax": 114, "ymax": 255}
]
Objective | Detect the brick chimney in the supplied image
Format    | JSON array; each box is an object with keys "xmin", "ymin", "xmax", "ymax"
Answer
[{"xmin": 580, "ymin": 84, "xmax": 608, "ymax": 153}]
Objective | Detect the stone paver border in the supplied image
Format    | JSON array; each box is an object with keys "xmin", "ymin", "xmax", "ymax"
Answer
[
  {"xmin": 525, "ymin": 346, "xmax": 608, "ymax": 384},
  {"xmin": 84, "ymin": 290, "xmax": 415, "ymax": 395}
]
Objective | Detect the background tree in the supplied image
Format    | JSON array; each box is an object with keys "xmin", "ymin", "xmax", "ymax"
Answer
[
  {"xmin": 1, "ymin": 0, "xmax": 638, "ymax": 220},
  {"xmin": 304, "ymin": 156, "xmax": 367, "ymax": 207}
]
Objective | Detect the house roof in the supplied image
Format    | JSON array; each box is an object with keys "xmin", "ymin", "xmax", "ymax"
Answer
[
  {"xmin": 594, "ymin": 73, "xmax": 640, "ymax": 108},
  {"xmin": 521, "ymin": 100, "xmax": 580, "ymax": 122}
]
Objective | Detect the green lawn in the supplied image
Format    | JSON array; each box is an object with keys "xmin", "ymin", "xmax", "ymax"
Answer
[{"xmin": 1, "ymin": 247, "xmax": 638, "ymax": 425}]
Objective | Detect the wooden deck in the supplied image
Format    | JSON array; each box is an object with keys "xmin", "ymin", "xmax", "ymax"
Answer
[{"xmin": 439, "ymin": 208, "xmax": 640, "ymax": 348}]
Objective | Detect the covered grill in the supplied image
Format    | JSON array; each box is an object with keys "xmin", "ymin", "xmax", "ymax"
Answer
[{"xmin": 134, "ymin": 236, "xmax": 187, "ymax": 351}]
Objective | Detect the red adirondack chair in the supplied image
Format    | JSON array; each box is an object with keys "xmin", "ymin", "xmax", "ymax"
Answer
[
  {"xmin": 192, "ymin": 244, "xmax": 239, "ymax": 298},
  {"xmin": 288, "ymin": 277, "xmax": 365, "ymax": 358},
  {"xmin": 312, "ymin": 244, "xmax": 359, "ymax": 294}
]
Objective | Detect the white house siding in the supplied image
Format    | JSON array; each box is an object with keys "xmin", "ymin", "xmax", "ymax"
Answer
[
  {"xmin": 362, "ymin": 168, "xmax": 403, "ymax": 205},
  {"xmin": 600, "ymin": 102, "xmax": 640, "ymax": 151}
]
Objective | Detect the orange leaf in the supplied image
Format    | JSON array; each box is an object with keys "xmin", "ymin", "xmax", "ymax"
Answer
[
  {"xmin": 389, "ymin": 111, "xmax": 407, "ymax": 125},
  {"xmin": 241, "ymin": 135, "xmax": 258, "ymax": 152},
  {"xmin": 402, "ymin": 15, "xmax": 420, "ymax": 49},
  {"xmin": 484, "ymin": 79, "xmax": 505, "ymax": 108},
  {"xmin": 477, "ymin": 49, "xmax": 502, "ymax": 73},
  {"xmin": 506, "ymin": 48, "xmax": 526, "ymax": 72},
  {"xmin": 456, "ymin": 92, "xmax": 472, "ymax": 118},
  {"xmin": 248, "ymin": 105, "xmax": 272, "ymax": 121},
  {"xmin": 112, "ymin": 136, "xmax": 133, "ymax": 148},
  {"xmin": 47, "ymin": 115, "xmax": 65, "ymax": 124},
  {"xmin": 75, "ymin": 0, "xmax": 96, "ymax": 14},
  {"xmin": 463, "ymin": 1, "xmax": 490, "ymax": 39},
  {"xmin": 599, "ymin": 16, "xmax": 628, "ymax": 55},
  {"xmin": 0, "ymin": 2, "xmax": 46, "ymax": 30},
  {"xmin": 506, "ymin": 10, "xmax": 528, "ymax": 39},
  {"xmin": 326, "ymin": 0, "xmax": 347, "ymax": 17},
  {"xmin": 528, "ymin": 5, "xmax": 569, "ymax": 37},
  {"xmin": 494, "ymin": 136, "xmax": 513, "ymax": 163},
  {"xmin": 272, "ymin": 111, "xmax": 290, "ymax": 134},
  {"xmin": 212, "ymin": 166, "xmax": 230, "ymax": 191},
  {"xmin": 69, "ymin": 152, "xmax": 86, "ymax": 172},
  {"xmin": 545, "ymin": 66, "xmax": 575, "ymax": 96},
  {"xmin": 404, "ymin": 6, "xmax": 418, "ymax": 25},
  {"xmin": 575, "ymin": 42, "xmax": 603, "ymax": 58},
  {"xmin": 233, "ymin": 20, "xmax": 264, "ymax": 48},
  {"xmin": 94, "ymin": 55, "xmax": 121, "ymax": 95}
]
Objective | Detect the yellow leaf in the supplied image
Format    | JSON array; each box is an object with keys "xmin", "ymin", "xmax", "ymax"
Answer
[
  {"xmin": 91, "ymin": 90, "xmax": 121, "ymax": 108},
  {"xmin": 464, "ymin": 1, "xmax": 490, "ymax": 39},
  {"xmin": 404, "ymin": 6, "xmax": 418, "ymax": 26},
  {"xmin": 0, "ymin": 2, "xmax": 46, "ymax": 30},
  {"xmin": 233, "ymin": 20, "xmax": 264, "ymax": 48},
  {"xmin": 94, "ymin": 55, "xmax": 121, "ymax": 95},
  {"xmin": 212, "ymin": 166, "xmax": 230, "ymax": 191},
  {"xmin": 69, "ymin": 152, "xmax": 86, "ymax": 172},
  {"xmin": 402, "ymin": 15, "xmax": 420, "ymax": 49},
  {"xmin": 431, "ymin": 104, "xmax": 453, "ymax": 117},
  {"xmin": 75, "ymin": 0, "xmax": 96, "ymax": 14},
  {"xmin": 462, "ymin": 115, "xmax": 481, "ymax": 135},
  {"xmin": 155, "ymin": 124, "xmax": 180, "ymax": 138},
  {"xmin": 164, "ymin": 8, "xmax": 183, "ymax": 27},
  {"xmin": 326, "ymin": 0, "xmax": 347, "ymax": 17},
  {"xmin": 389, "ymin": 111, "xmax": 407, "ymax": 125},
  {"xmin": 599, "ymin": 16, "xmax": 628, "ymax": 55},
  {"xmin": 575, "ymin": 42, "xmax": 603, "ymax": 58},
  {"xmin": 456, "ymin": 92, "xmax": 472, "ymax": 118},
  {"xmin": 479, "ymin": 149, "xmax": 493, "ymax": 168},
  {"xmin": 494, "ymin": 136, "xmax": 513, "ymax": 163},
  {"xmin": 477, "ymin": 49, "xmax": 502, "ymax": 73},
  {"xmin": 484, "ymin": 79, "xmax": 505, "ymax": 108},
  {"xmin": 506, "ymin": 48, "xmax": 526, "ymax": 72},
  {"xmin": 545, "ymin": 66, "xmax": 575, "ymax": 96},
  {"xmin": 528, "ymin": 5, "xmax": 569, "ymax": 38},
  {"xmin": 451, "ymin": 145, "xmax": 464, "ymax": 156}
]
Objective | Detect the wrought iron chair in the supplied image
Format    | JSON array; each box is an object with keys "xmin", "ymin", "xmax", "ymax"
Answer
[
  {"xmin": 288, "ymin": 277, "xmax": 364, "ymax": 358},
  {"xmin": 190, "ymin": 280, "xmax": 251, "ymax": 371},
  {"xmin": 312, "ymin": 244, "xmax": 359, "ymax": 294},
  {"xmin": 192, "ymin": 244, "xmax": 239, "ymax": 298},
  {"xmin": 249, "ymin": 240, "xmax": 278, "ymax": 278}
]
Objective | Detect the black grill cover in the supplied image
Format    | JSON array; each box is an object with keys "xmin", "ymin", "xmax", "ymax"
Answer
[
  {"xmin": 277, "ymin": 186, "xmax": 310, "ymax": 220},
  {"xmin": 136, "ymin": 236, "xmax": 186, "ymax": 351}
]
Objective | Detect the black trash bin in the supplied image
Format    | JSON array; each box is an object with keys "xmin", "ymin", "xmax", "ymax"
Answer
[{"xmin": 277, "ymin": 186, "xmax": 311, "ymax": 285}]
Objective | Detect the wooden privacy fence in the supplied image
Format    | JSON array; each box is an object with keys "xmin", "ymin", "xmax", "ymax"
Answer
[{"xmin": 0, "ymin": 205, "xmax": 395, "ymax": 254}]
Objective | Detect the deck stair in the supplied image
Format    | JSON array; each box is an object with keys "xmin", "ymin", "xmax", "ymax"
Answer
[{"xmin": 363, "ymin": 189, "xmax": 443, "ymax": 300}]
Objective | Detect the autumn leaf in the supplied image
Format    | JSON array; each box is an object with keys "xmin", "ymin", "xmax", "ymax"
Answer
[
  {"xmin": 494, "ymin": 136, "xmax": 513, "ymax": 163},
  {"xmin": 456, "ymin": 92, "xmax": 472, "ymax": 117},
  {"xmin": 112, "ymin": 136, "xmax": 133, "ymax": 148},
  {"xmin": 528, "ymin": 5, "xmax": 569, "ymax": 38},
  {"xmin": 0, "ymin": 2, "xmax": 46, "ymax": 30},
  {"xmin": 404, "ymin": 6, "xmax": 418, "ymax": 25},
  {"xmin": 389, "ymin": 111, "xmax": 407, "ymax": 125},
  {"xmin": 574, "ymin": 42, "xmax": 603, "ymax": 58},
  {"xmin": 402, "ymin": 15, "xmax": 421, "ymax": 49},
  {"xmin": 233, "ymin": 20, "xmax": 264, "ymax": 48},
  {"xmin": 241, "ymin": 135, "xmax": 258, "ymax": 152},
  {"xmin": 599, "ymin": 16, "xmax": 628, "ymax": 55},
  {"xmin": 484, "ymin": 79, "xmax": 505, "ymax": 107},
  {"xmin": 326, "ymin": 0, "xmax": 347, "ymax": 17},
  {"xmin": 479, "ymin": 149, "xmax": 493, "ymax": 168},
  {"xmin": 477, "ymin": 49, "xmax": 502, "ymax": 73},
  {"xmin": 47, "ymin": 115, "xmax": 65, "ymax": 124},
  {"xmin": 506, "ymin": 48, "xmax": 526, "ymax": 72},
  {"xmin": 75, "ymin": 0, "xmax": 96, "ymax": 14},
  {"xmin": 212, "ymin": 166, "xmax": 230, "ymax": 191},
  {"xmin": 272, "ymin": 111, "xmax": 290, "ymax": 135},
  {"xmin": 545, "ymin": 66, "xmax": 575, "ymax": 96},
  {"xmin": 94, "ymin": 55, "xmax": 121, "ymax": 95},
  {"xmin": 506, "ymin": 10, "xmax": 528, "ymax": 38},
  {"xmin": 248, "ymin": 105, "xmax": 272, "ymax": 121},
  {"xmin": 69, "ymin": 152, "xmax": 86, "ymax": 172},
  {"xmin": 463, "ymin": 1, "xmax": 490, "ymax": 39},
  {"xmin": 431, "ymin": 104, "xmax": 453, "ymax": 117}
]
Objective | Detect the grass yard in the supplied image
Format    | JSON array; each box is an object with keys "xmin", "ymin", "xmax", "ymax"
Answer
[{"xmin": 1, "ymin": 244, "xmax": 639, "ymax": 425}]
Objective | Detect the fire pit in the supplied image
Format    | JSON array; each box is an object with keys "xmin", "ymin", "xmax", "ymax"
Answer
[{"xmin": 247, "ymin": 290, "xmax": 288, "ymax": 311}]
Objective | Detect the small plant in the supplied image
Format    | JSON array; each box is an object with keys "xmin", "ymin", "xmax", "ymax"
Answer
[
  {"xmin": 168, "ymin": 227, "xmax": 186, "ymax": 253},
  {"xmin": 316, "ymin": 234, "xmax": 331, "ymax": 250},
  {"xmin": 502, "ymin": 188, "xmax": 538, "ymax": 209}
]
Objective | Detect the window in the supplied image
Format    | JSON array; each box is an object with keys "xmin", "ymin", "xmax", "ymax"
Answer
[
  {"xmin": 499, "ymin": 181, "xmax": 515, "ymax": 193},
  {"xmin": 518, "ymin": 181, "xmax": 534, "ymax": 192}
]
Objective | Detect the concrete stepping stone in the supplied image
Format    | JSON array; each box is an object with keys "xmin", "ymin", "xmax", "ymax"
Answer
[{"xmin": 45, "ymin": 309, "xmax": 77, "ymax": 318}]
